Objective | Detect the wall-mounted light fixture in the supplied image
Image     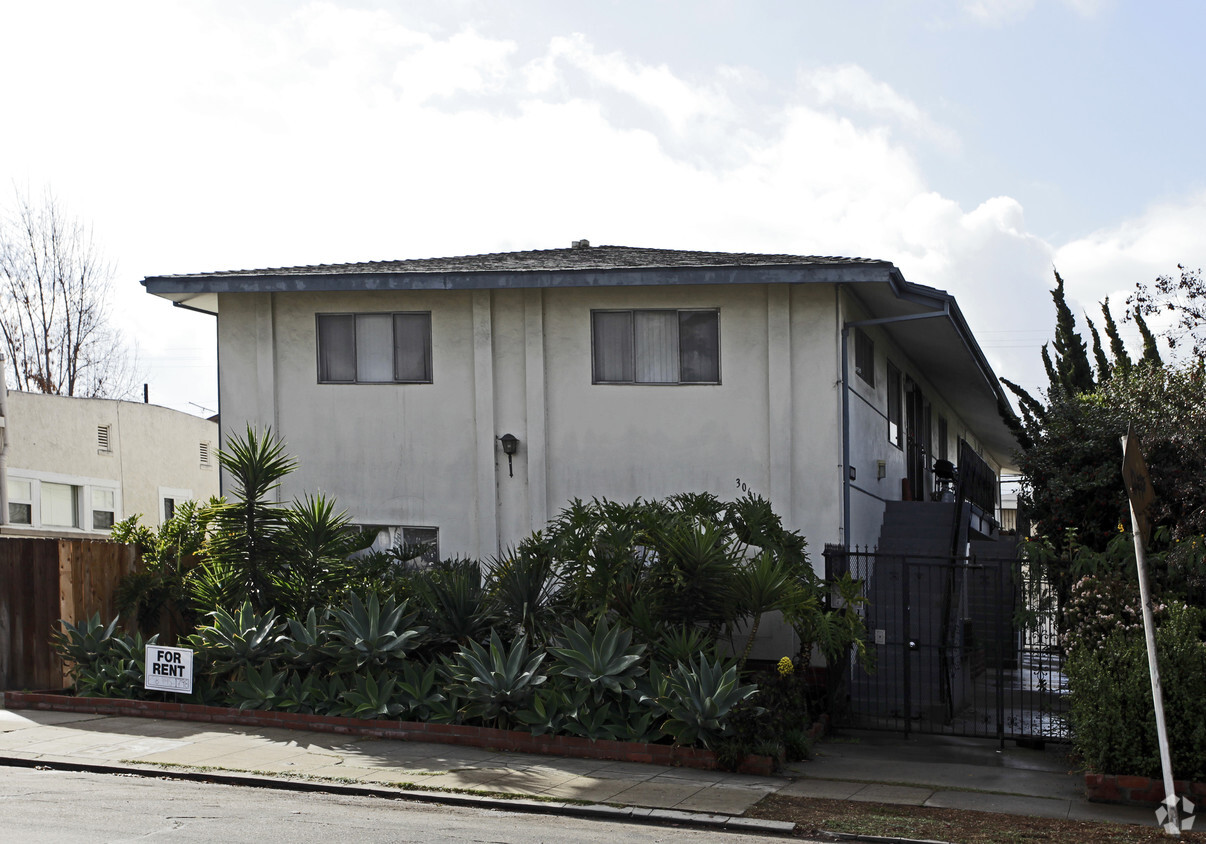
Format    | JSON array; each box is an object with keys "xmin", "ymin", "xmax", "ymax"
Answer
[
  {"xmin": 499, "ymin": 433, "xmax": 519, "ymax": 478},
  {"xmin": 876, "ymin": 460, "xmax": 886, "ymax": 481}
]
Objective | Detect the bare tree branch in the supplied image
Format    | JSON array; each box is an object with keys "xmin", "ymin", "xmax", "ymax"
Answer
[{"xmin": 0, "ymin": 187, "xmax": 139, "ymax": 398}]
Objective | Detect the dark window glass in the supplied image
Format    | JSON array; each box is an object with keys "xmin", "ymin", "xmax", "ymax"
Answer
[
  {"xmin": 317, "ymin": 314, "xmax": 356, "ymax": 382},
  {"xmin": 163, "ymin": 498, "xmax": 176, "ymax": 522},
  {"xmin": 679, "ymin": 311, "xmax": 720, "ymax": 382},
  {"xmin": 9, "ymin": 502, "xmax": 31, "ymax": 524},
  {"xmin": 855, "ymin": 329, "xmax": 874, "ymax": 387},
  {"xmin": 592, "ymin": 311, "xmax": 634, "ymax": 382},
  {"xmin": 93, "ymin": 510, "xmax": 115, "ymax": 530},
  {"xmin": 887, "ymin": 362, "xmax": 902, "ymax": 448},
  {"xmin": 394, "ymin": 313, "xmax": 433, "ymax": 382}
]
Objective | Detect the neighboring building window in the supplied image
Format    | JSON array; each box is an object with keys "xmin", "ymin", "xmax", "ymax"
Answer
[
  {"xmin": 200, "ymin": 441, "xmax": 211, "ymax": 467},
  {"xmin": 397, "ymin": 526, "xmax": 440, "ymax": 565},
  {"xmin": 97, "ymin": 425, "xmax": 111, "ymax": 452},
  {"xmin": 317, "ymin": 312, "xmax": 433, "ymax": 384},
  {"xmin": 92, "ymin": 489, "xmax": 116, "ymax": 530},
  {"xmin": 591, "ymin": 309, "xmax": 720, "ymax": 384},
  {"xmin": 887, "ymin": 362, "xmax": 902, "ymax": 449},
  {"xmin": 42, "ymin": 482, "xmax": 80, "ymax": 528},
  {"xmin": 854, "ymin": 329, "xmax": 874, "ymax": 387},
  {"xmin": 159, "ymin": 488, "xmax": 193, "ymax": 525},
  {"xmin": 8, "ymin": 478, "xmax": 32, "ymax": 525}
]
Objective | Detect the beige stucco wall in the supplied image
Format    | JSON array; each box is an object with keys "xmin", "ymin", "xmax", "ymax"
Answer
[
  {"xmin": 4, "ymin": 391, "xmax": 219, "ymax": 531},
  {"xmin": 217, "ymin": 284, "xmax": 850, "ymax": 568},
  {"xmin": 215, "ymin": 282, "xmax": 1000, "ymax": 562}
]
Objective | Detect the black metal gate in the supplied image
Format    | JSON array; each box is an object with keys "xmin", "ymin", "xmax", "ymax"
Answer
[{"xmin": 827, "ymin": 548, "xmax": 1068, "ymax": 744}]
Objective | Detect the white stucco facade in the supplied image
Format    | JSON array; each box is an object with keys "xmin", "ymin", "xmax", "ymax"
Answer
[
  {"xmin": 2, "ymin": 391, "xmax": 219, "ymax": 534},
  {"xmin": 206, "ymin": 273, "xmax": 1013, "ymax": 563}
]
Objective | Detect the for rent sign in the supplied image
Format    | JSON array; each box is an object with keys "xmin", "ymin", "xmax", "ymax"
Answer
[{"xmin": 144, "ymin": 645, "xmax": 194, "ymax": 693}]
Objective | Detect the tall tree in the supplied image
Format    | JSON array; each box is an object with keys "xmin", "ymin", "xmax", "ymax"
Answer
[
  {"xmin": 1085, "ymin": 316, "xmax": 1110, "ymax": 383},
  {"xmin": 1048, "ymin": 270, "xmax": 1095, "ymax": 394},
  {"xmin": 1133, "ymin": 309, "xmax": 1164, "ymax": 367},
  {"xmin": 1100, "ymin": 297, "xmax": 1132, "ymax": 376},
  {"xmin": 0, "ymin": 188, "xmax": 137, "ymax": 397}
]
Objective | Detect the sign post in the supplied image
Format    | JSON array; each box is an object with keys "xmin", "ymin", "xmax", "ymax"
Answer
[
  {"xmin": 1121, "ymin": 426, "xmax": 1180, "ymax": 836},
  {"xmin": 144, "ymin": 644, "xmax": 194, "ymax": 695}
]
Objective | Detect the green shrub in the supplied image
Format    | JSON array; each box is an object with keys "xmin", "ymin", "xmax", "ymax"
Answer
[{"xmin": 1067, "ymin": 601, "xmax": 1206, "ymax": 780}]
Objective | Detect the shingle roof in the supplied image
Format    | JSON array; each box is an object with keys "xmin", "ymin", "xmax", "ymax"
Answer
[{"xmin": 151, "ymin": 244, "xmax": 890, "ymax": 279}]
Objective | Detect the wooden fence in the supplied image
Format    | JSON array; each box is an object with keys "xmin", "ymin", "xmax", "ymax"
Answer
[{"xmin": 0, "ymin": 537, "xmax": 140, "ymax": 691}]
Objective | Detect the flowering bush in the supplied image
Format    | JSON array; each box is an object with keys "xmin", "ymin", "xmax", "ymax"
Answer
[
  {"xmin": 776, "ymin": 656, "xmax": 794, "ymax": 677},
  {"xmin": 1067, "ymin": 600, "xmax": 1206, "ymax": 781},
  {"xmin": 1060, "ymin": 572, "xmax": 1165, "ymax": 653}
]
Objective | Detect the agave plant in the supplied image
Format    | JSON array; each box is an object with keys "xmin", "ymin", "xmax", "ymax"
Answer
[
  {"xmin": 51, "ymin": 617, "xmax": 160, "ymax": 700},
  {"xmin": 328, "ymin": 592, "xmax": 425, "ymax": 672},
  {"xmin": 547, "ymin": 616, "xmax": 646, "ymax": 703},
  {"xmin": 228, "ymin": 661, "xmax": 288, "ymax": 711},
  {"xmin": 189, "ymin": 600, "xmax": 286, "ymax": 677},
  {"xmin": 51, "ymin": 613, "xmax": 125, "ymax": 673},
  {"xmin": 516, "ymin": 685, "xmax": 573, "ymax": 736},
  {"xmin": 395, "ymin": 662, "xmax": 447, "ymax": 722},
  {"xmin": 412, "ymin": 561, "xmax": 498, "ymax": 646},
  {"xmin": 661, "ymin": 654, "xmax": 759, "ymax": 749},
  {"xmin": 445, "ymin": 630, "xmax": 546, "ymax": 728},
  {"xmin": 276, "ymin": 670, "xmax": 326, "ymax": 714},
  {"xmin": 284, "ymin": 607, "xmax": 335, "ymax": 670},
  {"xmin": 340, "ymin": 670, "xmax": 406, "ymax": 720}
]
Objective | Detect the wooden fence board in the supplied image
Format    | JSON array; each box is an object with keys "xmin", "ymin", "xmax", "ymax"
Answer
[{"xmin": 0, "ymin": 538, "xmax": 140, "ymax": 691}]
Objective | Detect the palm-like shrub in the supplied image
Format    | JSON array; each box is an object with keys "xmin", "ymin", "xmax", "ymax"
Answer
[
  {"xmin": 275, "ymin": 494, "xmax": 373, "ymax": 617},
  {"xmin": 202, "ymin": 426, "xmax": 296, "ymax": 613}
]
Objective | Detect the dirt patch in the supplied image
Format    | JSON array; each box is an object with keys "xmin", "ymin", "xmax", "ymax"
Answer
[{"xmin": 748, "ymin": 794, "xmax": 1204, "ymax": 843}]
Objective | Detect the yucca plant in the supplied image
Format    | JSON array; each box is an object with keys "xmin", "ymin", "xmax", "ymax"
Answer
[
  {"xmin": 275, "ymin": 493, "xmax": 373, "ymax": 617},
  {"xmin": 662, "ymin": 654, "xmax": 759, "ymax": 749},
  {"xmin": 734, "ymin": 550, "xmax": 807, "ymax": 670},
  {"xmin": 203, "ymin": 426, "xmax": 296, "ymax": 613},
  {"xmin": 446, "ymin": 630, "xmax": 546, "ymax": 728},
  {"xmin": 547, "ymin": 615, "xmax": 646, "ymax": 703}
]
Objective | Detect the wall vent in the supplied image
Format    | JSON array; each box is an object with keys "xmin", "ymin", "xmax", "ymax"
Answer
[
  {"xmin": 97, "ymin": 425, "xmax": 111, "ymax": 452},
  {"xmin": 200, "ymin": 441, "xmax": 211, "ymax": 466}
]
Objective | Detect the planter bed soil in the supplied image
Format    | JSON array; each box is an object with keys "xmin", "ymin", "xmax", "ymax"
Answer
[
  {"xmin": 1086, "ymin": 772, "xmax": 1206, "ymax": 807},
  {"xmin": 4, "ymin": 690, "xmax": 790, "ymax": 776}
]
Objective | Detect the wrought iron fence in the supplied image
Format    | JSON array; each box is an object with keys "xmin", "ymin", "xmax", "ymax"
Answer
[{"xmin": 826, "ymin": 546, "xmax": 1068, "ymax": 745}]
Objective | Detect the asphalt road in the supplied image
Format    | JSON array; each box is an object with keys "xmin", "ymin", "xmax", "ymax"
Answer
[{"xmin": 0, "ymin": 766, "xmax": 801, "ymax": 843}]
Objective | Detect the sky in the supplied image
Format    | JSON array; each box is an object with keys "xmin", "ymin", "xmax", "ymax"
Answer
[{"xmin": 1, "ymin": 0, "xmax": 1204, "ymax": 416}]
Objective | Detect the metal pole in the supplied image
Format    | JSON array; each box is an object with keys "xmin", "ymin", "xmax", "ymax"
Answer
[
  {"xmin": 902, "ymin": 556, "xmax": 911, "ymax": 739},
  {"xmin": 0, "ymin": 354, "xmax": 9, "ymax": 527},
  {"xmin": 1130, "ymin": 498, "xmax": 1180, "ymax": 836}
]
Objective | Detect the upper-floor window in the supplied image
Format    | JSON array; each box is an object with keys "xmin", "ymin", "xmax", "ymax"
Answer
[
  {"xmin": 8, "ymin": 479, "xmax": 32, "ymax": 525},
  {"xmin": 854, "ymin": 329, "xmax": 874, "ymax": 387},
  {"xmin": 42, "ymin": 482, "xmax": 80, "ymax": 528},
  {"xmin": 591, "ymin": 309, "xmax": 720, "ymax": 384},
  {"xmin": 317, "ymin": 312, "xmax": 432, "ymax": 384},
  {"xmin": 92, "ymin": 488, "xmax": 117, "ymax": 530},
  {"xmin": 887, "ymin": 361, "xmax": 902, "ymax": 449}
]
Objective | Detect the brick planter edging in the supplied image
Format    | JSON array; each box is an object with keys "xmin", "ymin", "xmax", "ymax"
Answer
[
  {"xmin": 4, "ymin": 690, "xmax": 777, "ymax": 776},
  {"xmin": 1085, "ymin": 772, "xmax": 1206, "ymax": 807}
]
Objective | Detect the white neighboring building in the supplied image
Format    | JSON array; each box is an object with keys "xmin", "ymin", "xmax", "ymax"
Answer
[
  {"xmin": 2, "ymin": 391, "xmax": 219, "ymax": 534},
  {"xmin": 142, "ymin": 243, "xmax": 1020, "ymax": 562}
]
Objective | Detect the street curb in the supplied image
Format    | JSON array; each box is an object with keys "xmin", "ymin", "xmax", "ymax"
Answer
[
  {"xmin": 817, "ymin": 830, "xmax": 955, "ymax": 844},
  {"xmin": 0, "ymin": 754, "xmax": 798, "ymax": 838}
]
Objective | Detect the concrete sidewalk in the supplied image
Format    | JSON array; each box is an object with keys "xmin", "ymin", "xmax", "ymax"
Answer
[{"xmin": 0, "ymin": 703, "xmax": 1159, "ymax": 836}]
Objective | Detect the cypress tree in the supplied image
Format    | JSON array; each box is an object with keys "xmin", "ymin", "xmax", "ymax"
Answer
[
  {"xmin": 1134, "ymin": 309, "xmax": 1164, "ymax": 366},
  {"xmin": 1101, "ymin": 297, "xmax": 1132, "ymax": 376},
  {"xmin": 1085, "ymin": 316, "xmax": 1110, "ymax": 383},
  {"xmin": 1049, "ymin": 270, "xmax": 1095, "ymax": 393}
]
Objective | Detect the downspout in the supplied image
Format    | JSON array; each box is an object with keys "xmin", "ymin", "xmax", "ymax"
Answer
[{"xmin": 841, "ymin": 303, "xmax": 950, "ymax": 549}]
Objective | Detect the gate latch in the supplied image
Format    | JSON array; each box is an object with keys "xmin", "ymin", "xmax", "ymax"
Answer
[{"xmin": 908, "ymin": 640, "xmax": 919, "ymax": 651}]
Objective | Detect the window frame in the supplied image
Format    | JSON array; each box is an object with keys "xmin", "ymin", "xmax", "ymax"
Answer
[
  {"xmin": 590, "ymin": 308, "xmax": 721, "ymax": 385},
  {"xmin": 91, "ymin": 487, "xmax": 118, "ymax": 531},
  {"xmin": 854, "ymin": 328, "xmax": 875, "ymax": 387},
  {"xmin": 887, "ymin": 361, "xmax": 903, "ymax": 450},
  {"xmin": 8, "ymin": 477, "xmax": 33, "ymax": 525},
  {"xmin": 316, "ymin": 311, "xmax": 433, "ymax": 385}
]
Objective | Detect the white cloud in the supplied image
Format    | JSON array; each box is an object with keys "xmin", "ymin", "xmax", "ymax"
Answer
[
  {"xmin": 961, "ymin": 0, "xmax": 1037, "ymax": 26},
  {"xmin": 806, "ymin": 65, "xmax": 960, "ymax": 150}
]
